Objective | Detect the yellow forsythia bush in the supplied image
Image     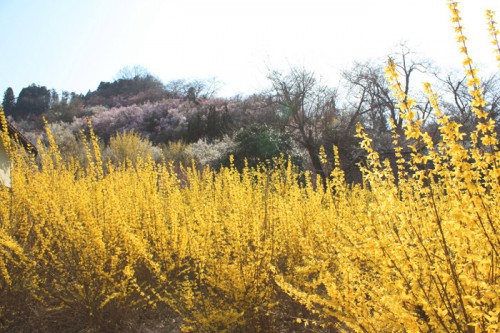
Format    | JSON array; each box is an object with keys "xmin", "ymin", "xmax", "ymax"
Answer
[
  {"xmin": 272, "ymin": 3, "xmax": 500, "ymax": 332},
  {"xmin": 0, "ymin": 1, "xmax": 498, "ymax": 332}
]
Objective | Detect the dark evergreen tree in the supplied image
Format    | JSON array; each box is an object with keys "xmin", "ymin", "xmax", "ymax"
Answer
[
  {"xmin": 2, "ymin": 87, "xmax": 16, "ymax": 116},
  {"xmin": 186, "ymin": 111, "xmax": 206, "ymax": 142},
  {"xmin": 205, "ymin": 106, "xmax": 221, "ymax": 140},
  {"xmin": 14, "ymin": 84, "xmax": 50, "ymax": 118}
]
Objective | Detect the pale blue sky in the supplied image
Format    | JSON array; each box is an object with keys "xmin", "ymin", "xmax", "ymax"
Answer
[{"xmin": 0, "ymin": 0, "xmax": 499, "ymax": 98}]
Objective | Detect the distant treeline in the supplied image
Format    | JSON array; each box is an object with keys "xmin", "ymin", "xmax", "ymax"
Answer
[{"xmin": 3, "ymin": 50, "xmax": 500, "ymax": 183}]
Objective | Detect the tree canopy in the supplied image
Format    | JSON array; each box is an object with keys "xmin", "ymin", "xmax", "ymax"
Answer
[
  {"xmin": 2, "ymin": 87, "xmax": 15, "ymax": 116},
  {"xmin": 14, "ymin": 84, "xmax": 51, "ymax": 118}
]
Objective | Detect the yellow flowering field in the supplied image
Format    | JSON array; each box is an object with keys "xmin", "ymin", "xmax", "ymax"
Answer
[{"xmin": 1, "ymin": 2, "xmax": 499, "ymax": 332}]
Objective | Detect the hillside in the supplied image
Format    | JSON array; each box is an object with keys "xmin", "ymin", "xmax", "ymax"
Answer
[{"xmin": 2, "ymin": 52, "xmax": 500, "ymax": 183}]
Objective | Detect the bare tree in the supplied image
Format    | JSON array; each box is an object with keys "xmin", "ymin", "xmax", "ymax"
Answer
[
  {"xmin": 437, "ymin": 72, "xmax": 500, "ymax": 137},
  {"xmin": 341, "ymin": 46, "xmax": 433, "ymax": 151},
  {"xmin": 114, "ymin": 65, "xmax": 150, "ymax": 80},
  {"xmin": 266, "ymin": 68, "xmax": 337, "ymax": 179},
  {"xmin": 342, "ymin": 61, "xmax": 395, "ymax": 136},
  {"xmin": 165, "ymin": 78, "xmax": 223, "ymax": 102}
]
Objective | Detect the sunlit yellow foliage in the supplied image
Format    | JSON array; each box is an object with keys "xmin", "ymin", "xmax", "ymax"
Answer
[
  {"xmin": 0, "ymin": 2, "xmax": 499, "ymax": 332},
  {"xmin": 104, "ymin": 129, "xmax": 161, "ymax": 167},
  {"xmin": 486, "ymin": 9, "xmax": 500, "ymax": 70}
]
